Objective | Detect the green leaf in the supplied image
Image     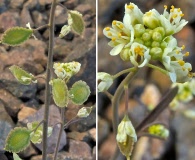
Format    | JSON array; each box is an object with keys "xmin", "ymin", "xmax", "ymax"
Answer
[
  {"xmin": 5, "ymin": 127, "xmax": 31, "ymax": 153},
  {"xmin": 27, "ymin": 122, "xmax": 53, "ymax": 144},
  {"xmin": 1, "ymin": 27, "xmax": 33, "ymax": 46},
  {"xmin": 68, "ymin": 10, "xmax": 85, "ymax": 35},
  {"xmin": 51, "ymin": 78, "xmax": 69, "ymax": 107},
  {"xmin": 13, "ymin": 153, "xmax": 22, "ymax": 160},
  {"xmin": 69, "ymin": 80, "xmax": 90, "ymax": 105},
  {"xmin": 9, "ymin": 65, "xmax": 35, "ymax": 85}
]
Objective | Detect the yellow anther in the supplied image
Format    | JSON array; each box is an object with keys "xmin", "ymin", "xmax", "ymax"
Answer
[
  {"xmin": 119, "ymin": 24, "xmax": 124, "ymax": 29},
  {"xmin": 105, "ymin": 27, "xmax": 110, "ymax": 31},
  {"xmin": 178, "ymin": 60, "xmax": 185, "ymax": 66},
  {"xmin": 164, "ymin": 5, "xmax": 167, "ymax": 9},
  {"xmin": 123, "ymin": 141, "xmax": 127, "ymax": 145},
  {"xmin": 134, "ymin": 46, "xmax": 144, "ymax": 56},
  {"xmin": 177, "ymin": 8, "xmax": 181, "ymax": 12},
  {"xmin": 127, "ymin": 4, "xmax": 134, "ymax": 10},
  {"xmin": 184, "ymin": 52, "xmax": 190, "ymax": 57},
  {"xmin": 170, "ymin": 9, "xmax": 174, "ymax": 12},
  {"xmin": 146, "ymin": 11, "xmax": 152, "ymax": 16},
  {"xmin": 107, "ymin": 32, "xmax": 112, "ymax": 36},
  {"xmin": 188, "ymin": 68, "xmax": 192, "ymax": 71},
  {"xmin": 171, "ymin": 5, "xmax": 175, "ymax": 9},
  {"xmin": 188, "ymin": 73, "xmax": 193, "ymax": 78},
  {"xmin": 180, "ymin": 13, "xmax": 184, "ymax": 17},
  {"xmin": 112, "ymin": 37, "xmax": 116, "ymax": 41},
  {"xmin": 118, "ymin": 33, "xmax": 122, "ymax": 37},
  {"xmin": 112, "ymin": 20, "xmax": 117, "ymax": 25},
  {"xmin": 172, "ymin": 14, "xmax": 178, "ymax": 19},
  {"xmin": 176, "ymin": 50, "xmax": 180, "ymax": 54},
  {"xmin": 181, "ymin": 45, "xmax": 185, "ymax": 50}
]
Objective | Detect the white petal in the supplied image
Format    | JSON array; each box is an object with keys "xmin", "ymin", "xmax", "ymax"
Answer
[
  {"xmin": 169, "ymin": 72, "xmax": 176, "ymax": 82},
  {"xmin": 110, "ymin": 43, "xmax": 125, "ymax": 56}
]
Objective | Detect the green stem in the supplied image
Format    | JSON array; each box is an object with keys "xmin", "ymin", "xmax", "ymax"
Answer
[
  {"xmin": 53, "ymin": 107, "xmax": 65, "ymax": 160},
  {"xmin": 33, "ymin": 24, "xmax": 49, "ymax": 31},
  {"xmin": 112, "ymin": 67, "xmax": 136, "ymax": 79},
  {"xmin": 147, "ymin": 64, "xmax": 167, "ymax": 75},
  {"xmin": 42, "ymin": 0, "xmax": 57, "ymax": 159},
  {"xmin": 124, "ymin": 85, "xmax": 129, "ymax": 113},
  {"xmin": 112, "ymin": 68, "xmax": 138, "ymax": 135}
]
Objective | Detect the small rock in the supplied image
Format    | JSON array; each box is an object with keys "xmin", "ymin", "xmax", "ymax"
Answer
[
  {"xmin": 75, "ymin": 4, "xmax": 92, "ymax": 15},
  {"xmin": 0, "ymin": 89, "xmax": 23, "ymax": 118},
  {"xmin": 98, "ymin": 133, "xmax": 116, "ymax": 160},
  {"xmin": 88, "ymin": 128, "xmax": 96, "ymax": 141},
  {"xmin": 21, "ymin": 105, "xmax": 67, "ymax": 153},
  {"xmin": 64, "ymin": 0, "xmax": 79, "ymax": 9},
  {"xmin": 31, "ymin": 10, "xmax": 48, "ymax": 27},
  {"xmin": 55, "ymin": 5, "xmax": 67, "ymax": 25},
  {"xmin": 98, "ymin": 116, "xmax": 109, "ymax": 145},
  {"xmin": 19, "ymin": 143, "xmax": 38, "ymax": 158},
  {"xmin": 23, "ymin": 0, "xmax": 39, "ymax": 9},
  {"xmin": 67, "ymin": 131, "xmax": 89, "ymax": 141},
  {"xmin": 0, "ymin": 153, "xmax": 8, "ymax": 160},
  {"xmin": 10, "ymin": 0, "xmax": 25, "ymax": 9},
  {"xmin": 69, "ymin": 139, "xmax": 92, "ymax": 159},
  {"xmin": 0, "ymin": 101, "xmax": 15, "ymax": 151},
  {"xmin": 18, "ymin": 106, "xmax": 37, "ymax": 121},
  {"xmin": 0, "ymin": 11, "xmax": 20, "ymax": 31},
  {"xmin": 38, "ymin": 0, "xmax": 52, "ymax": 6},
  {"xmin": 20, "ymin": 7, "xmax": 34, "ymax": 27}
]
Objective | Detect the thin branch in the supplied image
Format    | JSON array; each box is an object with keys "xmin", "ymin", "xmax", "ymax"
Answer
[
  {"xmin": 42, "ymin": 0, "xmax": 57, "ymax": 159},
  {"xmin": 112, "ymin": 67, "xmax": 136, "ymax": 79},
  {"xmin": 135, "ymin": 86, "xmax": 178, "ymax": 133},
  {"xmin": 104, "ymin": 91, "xmax": 113, "ymax": 100},
  {"xmin": 53, "ymin": 107, "xmax": 65, "ymax": 160},
  {"xmin": 33, "ymin": 24, "xmax": 49, "ymax": 31}
]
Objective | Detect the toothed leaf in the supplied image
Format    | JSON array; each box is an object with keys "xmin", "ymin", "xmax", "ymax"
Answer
[
  {"xmin": 69, "ymin": 80, "xmax": 90, "ymax": 105},
  {"xmin": 51, "ymin": 78, "xmax": 69, "ymax": 107},
  {"xmin": 68, "ymin": 10, "xmax": 85, "ymax": 35},
  {"xmin": 5, "ymin": 127, "xmax": 31, "ymax": 153},
  {"xmin": 1, "ymin": 27, "xmax": 33, "ymax": 46},
  {"xmin": 9, "ymin": 65, "xmax": 35, "ymax": 85}
]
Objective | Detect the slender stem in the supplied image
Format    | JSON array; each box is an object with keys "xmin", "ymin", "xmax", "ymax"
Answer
[
  {"xmin": 124, "ymin": 85, "xmax": 129, "ymax": 113},
  {"xmin": 53, "ymin": 107, "xmax": 65, "ymax": 160},
  {"xmin": 147, "ymin": 64, "xmax": 167, "ymax": 75},
  {"xmin": 112, "ymin": 68, "xmax": 138, "ymax": 135},
  {"xmin": 112, "ymin": 67, "xmax": 136, "ymax": 79},
  {"xmin": 64, "ymin": 117, "xmax": 81, "ymax": 129},
  {"xmin": 42, "ymin": 0, "xmax": 57, "ymax": 159},
  {"xmin": 33, "ymin": 24, "xmax": 49, "ymax": 31},
  {"xmin": 104, "ymin": 91, "xmax": 113, "ymax": 100},
  {"xmin": 31, "ymin": 120, "xmax": 44, "ymax": 133},
  {"xmin": 135, "ymin": 86, "xmax": 178, "ymax": 133}
]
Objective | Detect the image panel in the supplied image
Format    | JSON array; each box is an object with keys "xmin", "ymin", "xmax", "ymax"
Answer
[
  {"xmin": 0, "ymin": 0, "xmax": 96, "ymax": 159},
  {"xmin": 98, "ymin": 0, "xmax": 195, "ymax": 160}
]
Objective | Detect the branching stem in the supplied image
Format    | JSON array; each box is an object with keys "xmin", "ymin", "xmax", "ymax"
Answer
[{"xmin": 42, "ymin": 0, "xmax": 57, "ymax": 159}]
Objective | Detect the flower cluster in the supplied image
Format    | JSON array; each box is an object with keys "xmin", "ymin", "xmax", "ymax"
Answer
[
  {"xmin": 148, "ymin": 124, "xmax": 169, "ymax": 139},
  {"xmin": 170, "ymin": 79, "xmax": 195, "ymax": 109},
  {"xmin": 103, "ymin": 3, "xmax": 193, "ymax": 82},
  {"xmin": 53, "ymin": 61, "xmax": 81, "ymax": 79}
]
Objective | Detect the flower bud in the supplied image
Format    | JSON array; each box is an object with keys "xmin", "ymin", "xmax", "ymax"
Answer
[
  {"xmin": 134, "ymin": 24, "xmax": 145, "ymax": 37},
  {"xmin": 120, "ymin": 48, "xmax": 130, "ymax": 61},
  {"xmin": 152, "ymin": 31, "xmax": 163, "ymax": 41},
  {"xmin": 150, "ymin": 47, "xmax": 163, "ymax": 60},
  {"xmin": 143, "ymin": 9, "xmax": 160, "ymax": 29}
]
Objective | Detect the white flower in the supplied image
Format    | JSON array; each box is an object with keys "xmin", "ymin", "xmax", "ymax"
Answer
[
  {"xmin": 159, "ymin": 5, "xmax": 188, "ymax": 35},
  {"xmin": 103, "ymin": 19, "xmax": 134, "ymax": 56},
  {"xmin": 124, "ymin": 3, "xmax": 143, "ymax": 26},
  {"xmin": 53, "ymin": 63, "xmax": 66, "ymax": 79},
  {"xmin": 116, "ymin": 115, "xmax": 137, "ymax": 143},
  {"xmin": 98, "ymin": 72, "xmax": 113, "ymax": 92},
  {"xmin": 129, "ymin": 42, "xmax": 151, "ymax": 67},
  {"xmin": 143, "ymin": 9, "xmax": 160, "ymax": 29}
]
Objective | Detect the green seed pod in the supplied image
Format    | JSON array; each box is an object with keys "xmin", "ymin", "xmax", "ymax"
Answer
[
  {"xmin": 68, "ymin": 10, "xmax": 85, "ymax": 35},
  {"xmin": 9, "ymin": 65, "xmax": 35, "ymax": 85},
  {"xmin": 120, "ymin": 48, "xmax": 130, "ymax": 61},
  {"xmin": 51, "ymin": 78, "xmax": 69, "ymax": 107},
  {"xmin": 1, "ymin": 27, "xmax": 33, "ymax": 46},
  {"xmin": 69, "ymin": 80, "xmax": 90, "ymax": 105},
  {"xmin": 77, "ymin": 106, "xmax": 93, "ymax": 118},
  {"xmin": 150, "ymin": 47, "xmax": 163, "ymax": 60},
  {"xmin": 134, "ymin": 38, "xmax": 144, "ymax": 44},
  {"xmin": 152, "ymin": 31, "xmax": 162, "ymax": 42},
  {"xmin": 151, "ymin": 41, "xmax": 160, "ymax": 47},
  {"xmin": 134, "ymin": 24, "xmax": 145, "ymax": 37},
  {"xmin": 142, "ymin": 32, "xmax": 151, "ymax": 41},
  {"xmin": 154, "ymin": 27, "xmax": 165, "ymax": 37},
  {"xmin": 4, "ymin": 127, "xmax": 31, "ymax": 153}
]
